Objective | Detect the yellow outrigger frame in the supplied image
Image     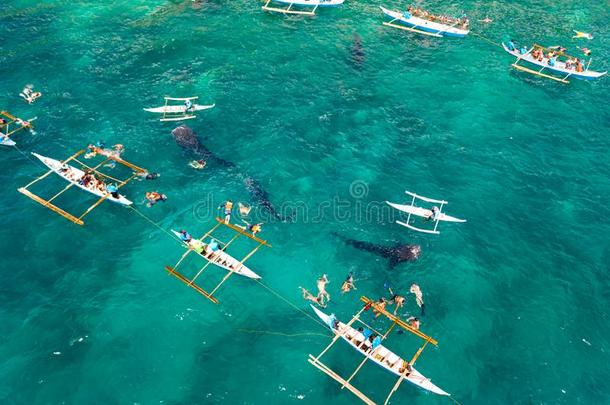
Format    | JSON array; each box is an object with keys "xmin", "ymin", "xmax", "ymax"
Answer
[
  {"xmin": 164, "ymin": 217, "xmax": 271, "ymax": 304},
  {"xmin": 18, "ymin": 148, "xmax": 147, "ymax": 225},
  {"xmin": 308, "ymin": 296, "xmax": 438, "ymax": 405},
  {"xmin": 0, "ymin": 111, "xmax": 36, "ymax": 145}
]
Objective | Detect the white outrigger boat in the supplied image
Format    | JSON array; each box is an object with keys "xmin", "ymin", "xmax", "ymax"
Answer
[
  {"xmin": 18, "ymin": 148, "xmax": 147, "ymax": 225},
  {"xmin": 308, "ymin": 296, "xmax": 449, "ymax": 404},
  {"xmin": 30, "ymin": 153, "xmax": 132, "ymax": 205},
  {"xmin": 502, "ymin": 43, "xmax": 607, "ymax": 84},
  {"xmin": 144, "ymin": 96, "xmax": 215, "ymax": 122},
  {"xmin": 171, "ymin": 230, "xmax": 261, "ymax": 279},
  {"xmin": 312, "ymin": 306, "xmax": 450, "ymax": 396},
  {"xmin": 262, "ymin": 0, "xmax": 344, "ymax": 16},
  {"xmin": 380, "ymin": 6, "xmax": 469, "ymax": 38},
  {"xmin": 386, "ymin": 190, "xmax": 465, "ymax": 234},
  {"xmin": 165, "ymin": 219, "xmax": 271, "ymax": 304}
]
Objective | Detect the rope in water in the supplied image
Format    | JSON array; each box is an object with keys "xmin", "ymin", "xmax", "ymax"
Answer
[
  {"xmin": 469, "ymin": 30, "xmax": 503, "ymax": 49},
  {"xmin": 127, "ymin": 205, "xmax": 330, "ymax": 330},
  {"xmin": 238, "ymin": 329, "xmax": 330, "ymax": 338}
]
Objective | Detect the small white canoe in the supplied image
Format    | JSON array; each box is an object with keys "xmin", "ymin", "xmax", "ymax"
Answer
[
  {"xmin": 32, "ymin": 153, "xmax": 132, "ymax": 205},
  {"xmin": 143, "ymin": 104, "xmax": 215, "ymax": 114},
  {"xmin": 386, "ymin": 201, "xmax": 466, "ymax": 223},
  {"xmin": 171, "ymin": 230, "xmax": 261, "ymax": 280},
  {"xmin": 311, "ymin": 305, "xmax": 450, "ymax": 396}
]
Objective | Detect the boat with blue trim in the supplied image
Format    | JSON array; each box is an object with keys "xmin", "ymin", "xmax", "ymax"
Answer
[{"xmin": 380, "ymin": 6, "xmax": 469, "ymax": 38}]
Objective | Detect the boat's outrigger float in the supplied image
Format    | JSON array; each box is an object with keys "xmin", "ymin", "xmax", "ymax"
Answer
[
  {"xmin": 308, "ymin": 296, "xmax": 449, "ymax": 404},
  {"xmin": 262, "ymin": 0, "xmax": 344, "ymax": 17},
  {"xmin": 386, "ymin": 190, "xmax": 466, "ymax": 235},
  {"xmin": 0, "ymin": 111, "xmax": 36, "ymax": 147},
  {"xmin": 143, "ymin": 96, "xmax": 215, "ymax": 122},
  {"xmin": 503, "ymin": 43, "xmax": 607, "ymax": 84},
  {"xmin": 18, "ymin": 147, "xmax": 147, "ymax": 225},
  {"xmin": 164, "ymin": 218, "xmax": 271, "ymax": 304}
]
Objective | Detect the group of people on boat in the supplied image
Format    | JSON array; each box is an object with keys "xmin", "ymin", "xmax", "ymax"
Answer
[
  {"xmin": 507, "ymin": 40, "xmax": 588, "ymax": 72},
  {"xmin": 57, "ymin": 163, "xmax": 123, "ymax": 200},
  {"xmin": 406, "ymin": 5, "xmax": 469, "ymax": 29}
]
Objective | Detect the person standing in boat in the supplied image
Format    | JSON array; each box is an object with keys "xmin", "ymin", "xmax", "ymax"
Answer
[
  {"xmin": 184, "ymin": 99, "xmax": 194, "ymax": 112},
  {"xmin": 221, "ymin": 200, "xmax": 233, "ymax": 223}
]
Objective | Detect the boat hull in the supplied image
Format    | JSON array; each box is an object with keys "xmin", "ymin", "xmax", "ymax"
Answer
[
  {"xmin": 386, "ymin": 201, "xmax": 466, "ymax": 222},
  {"xmin": 502, "ymin": 43, "xmax": 607, "ymax": 80},
  {"xmin": 31, "ymin": 153, "xmax": 132, "ymax": 205},
  {"xmin": 311, "ymin": 305, "xmax": 450, "ymax": 396},
  {"xmin": 380, "ymin": 6, "xmax": 469, "ymax": 38},
  {"xmin": 171, "ymin": 230, "xmax": 261, "ymax": 279},
  {"xmin": 1, "ymin": 138, "xmax": 16, "ymax": 147},
  {"xmin": 143, "ymin": 104, "xmax": 215, "ymax": 114}
]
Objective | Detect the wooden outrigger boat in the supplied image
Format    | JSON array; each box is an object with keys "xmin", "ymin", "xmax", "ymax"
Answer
[
  {"xmin": 262, "ymin": 0, "xmax": 344, "ymax": 16},
  {"xmin": 386, "ymin": 190, "xmax": 465, "ymax": 234},
  {"xmin": 170, "ymin": 230, "xmax": 261, "ymax": 279},
  {"xmin": 0, "ymin": 111, "xmax": 36, "ymax": 147},
  {"xmin": 502, "ymin": 43, "xmax": 607, "ymax": 84},
  {"xmin": 143, "ymin": 96, "xmax": 215, "ymax": 122},
  {"xmin": 308, "ymin": 296, "xmax": 449, "ymax": 404},
  {"xmin": 380, "ymin": 6, "xmax": 469, "ymax": 38},
  {"xmin": 164, "ymin": 218, "xmax": 271, "ymax": 304},
  {"xmin": 18, "ymin": 148, "xmax": 147, "ymax": 225}
]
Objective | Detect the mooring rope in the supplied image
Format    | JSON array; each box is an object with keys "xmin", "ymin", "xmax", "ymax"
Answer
[{"xmin": 238, "ymin": 328, "xmax": 330, "ymax": 338}]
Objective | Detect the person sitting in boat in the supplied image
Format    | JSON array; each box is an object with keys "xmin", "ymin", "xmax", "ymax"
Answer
[
  {"xmin": 146, "ymin": 191, "xmax": 167, "ymax": 206},
  {"xmin": 327, "ymin": 313, "xmax": 340, "ymax": 330},
  {"xmin": 519, "ymin": 45, "xmax": 528, "ymax": 55},
  {"xmin": 106, "ymin": 183, "xmax": 120, "ymax": 199},
  {"xmin": 507, "ymin": 40, "xmax": 516, "ymax": 52},
  {"xmin": 178, "ymin": 230, "xmax": 192, "ymax": 243},
  {"xmin": 208, "ymin": 238, "xmax": 220, "ymax": 252},
  {"xmin": 184, "ymin": 99, "xmax": 194, "ymax": 112},
  {"xmin": 575, "ymin": 59, "xmax": 584, "ymax": 72},
  {"xmin": 548, "ymin": 56, "xmax": 557, "ymax": 67},
  {"xmin": 426, "ymin": 206, "xmax": 440, "ymax": 221},
  {"xmin": 371, "ymin": 334, "xmax": 383, "ymax": 351}
]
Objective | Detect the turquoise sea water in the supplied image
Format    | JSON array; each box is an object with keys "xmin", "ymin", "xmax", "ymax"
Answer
[{"xmin": 1, "ymin": 0, "xmax": 609, "ymax": 403}]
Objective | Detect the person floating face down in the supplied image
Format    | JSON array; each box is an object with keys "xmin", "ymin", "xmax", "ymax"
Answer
[{"xmin": 341, "ymin": 272, "xmax": 356, "ymax": 293}]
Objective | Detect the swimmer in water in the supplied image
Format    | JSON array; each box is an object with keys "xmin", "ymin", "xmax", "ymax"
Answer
[
  {"xmin": 478, "ymin": 16, "xmax": 493, "ymax": 23},
  {"xmin": 189, "ymin": 159, "xmax": 206, "ymax": 169},
  {"xmin": 406, "ymin": 316, "xmax": 420, "ymax": 330},
  {"xmin": 316, "ymin": 274, "xmax": 330, "ymax": 304},
  {"xmin": 341, "ymin": 272, "xmax": 356, "ymax": 293},
  {"xmin": 238, "ymin": 202, "xmax": 251, "ymax": 217},
  {"xmin": 409, "ymin": 283, "xmax": 425, "ymax": 315},
  {"xmin": 299, "ymin": 286, "xmax": 326, "ymax": 308},
  {"xmin": 573, "ymin": 30, "xmax": 593, "ymax": 40},
  {"xmin": 387, "ymin": 287, "xmax": 406, "ymax": 315}
]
